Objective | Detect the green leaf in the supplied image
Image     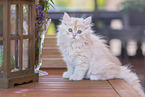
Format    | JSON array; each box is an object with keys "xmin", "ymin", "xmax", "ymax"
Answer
[
  {"xmin": 10, "ymin": 54, "xmax": 15, "ymax": 66},
  {"xmin": 49, "ymin": 3, "xmax": 55, "ymax": 9},
  {"xmin": 50, "ymin": 0, "xmax": 54, "ymax": 4}
]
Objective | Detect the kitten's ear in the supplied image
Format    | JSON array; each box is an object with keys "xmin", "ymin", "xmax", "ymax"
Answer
[
  {"xmin": 63, "ymin": 13, "xmax": 71, "ymax": 22},
  {"xmin": 84, "ymin": 16, "xmax": 92, "ymax": 24}
]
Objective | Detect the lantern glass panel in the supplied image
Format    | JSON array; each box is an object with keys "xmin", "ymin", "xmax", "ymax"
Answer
[
  {"xmin": 0, "ymin": 4, "xmax": 3, "ymax": 37},
  {"xmin": 11, "ymin": 40, "xmax": 20, "ymax": 72},
  {"xmin": 0, "ymin": 41, "xmax": 3, "ymax": 74},
  {"xmin": 23, "ymin": 5, "xmax": 30, "ymax": 35},
  {"xmin": 23, "ymin": 39, "xmax": 30, "ymax": 70},
  {"xmin": 11, "ymin": 4, "xmax": 20, "ymax": 36}
]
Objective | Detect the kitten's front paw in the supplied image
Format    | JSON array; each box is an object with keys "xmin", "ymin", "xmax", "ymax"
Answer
[
  {"xmin": 90, "ymin": 75, "xmax": 99, "ymax": 80},
  {"xmin": 63, "ymin": 72, "xmax": 72, "ymax": 78},
  {"xmin": 69, "ymin": 74, "xmax": 83, "ymax": 81}
]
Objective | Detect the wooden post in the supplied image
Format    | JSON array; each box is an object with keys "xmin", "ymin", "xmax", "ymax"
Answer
[
  {"xmin": 31, "ymin": 0, "xmax": 36, "ymax": 72},
  {"xmin": 93, "ymin": 0, "xmax": 98, "ymax": 32},
  {"xmin": 3, "ymin": 0, "xmax": 11, "ymax": 78},
  {"xmin": 0, "ymin": 3, "xmax": 3, "ymax": 36}
]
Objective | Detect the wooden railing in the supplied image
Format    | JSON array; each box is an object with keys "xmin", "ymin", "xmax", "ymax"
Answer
[{"xmin": 47, "ymin": 11, "xmax": 145, "ymax": 63}]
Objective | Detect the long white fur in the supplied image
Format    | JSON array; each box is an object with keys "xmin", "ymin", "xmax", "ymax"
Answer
[{"xmin": 57, "ymin": 13, "xmax": 145, "ymax": 97}]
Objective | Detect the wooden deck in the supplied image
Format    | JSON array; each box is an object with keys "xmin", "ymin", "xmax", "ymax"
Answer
[
  {"xmin": 0, "ymin": 69, "xmax": 141, "ymax": 97},
  {"xmin": 42, "ymin": 35, "xmax": 66, "ymax": 68}
]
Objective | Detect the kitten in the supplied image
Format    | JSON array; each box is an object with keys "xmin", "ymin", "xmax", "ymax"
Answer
[{"xmin": 57, "ymin": 13, "xmax": 145, "ymax": 97}]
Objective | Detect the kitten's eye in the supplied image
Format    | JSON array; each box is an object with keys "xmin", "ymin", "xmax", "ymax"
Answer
[
  {"xmin": 68, "ymin": 28, "xmax": 73, "ymax": 32},
  {"xmin": 77, "ymin": 30, "xmax": 82, "ymax": 34}
]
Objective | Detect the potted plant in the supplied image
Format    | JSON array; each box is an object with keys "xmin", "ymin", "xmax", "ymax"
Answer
[
  {"xmin": 35, "ymin": 0, "xmax": 54, "ymax": 76},
  {"xmin": 120, "ymin": 0, "xmax": 145, "ymax": 26}
]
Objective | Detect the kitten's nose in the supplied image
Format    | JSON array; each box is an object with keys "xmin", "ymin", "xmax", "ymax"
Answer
[{"xmin": 73, "ymin": 34, "xmax": 76, "ymax": 39}]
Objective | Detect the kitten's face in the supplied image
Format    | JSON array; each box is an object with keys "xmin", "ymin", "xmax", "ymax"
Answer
[{"xmin": 61, "ymin": 13, "xmax": 92, "ymax": 41}]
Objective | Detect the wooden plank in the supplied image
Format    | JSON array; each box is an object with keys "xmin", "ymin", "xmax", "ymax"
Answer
[
  {"xmin": 39, "ymin": 77, "xmax": 109, "ymax": 82},
  {"xmin": 43, "ymin": 41, "xmax": 57, "ymax": 47},
  {"xmin": 42, "ymin": 48, "xmax": 61, "ymax": 55},
  {"xmin": 44, "ymin": 37, "xmax": 57, "ymax": 43},
  {"xmin": 43, "ymin": 47, "xmax": 59, "ymax": 49},
  {"xmin": 40, "ymin": 69, "xmax": 66, "ymax": 75},
  {"xmin": 10, "ymin": 36, "xmax": 21, "ymax": 40},
  {"xmin": 11, "ymin": 1, "xmax": 32, "ymax": 5},
  {"xmin": 39, "ymin": 77, "xmax": 69, "ymax": 82},
  {"xmin": 14, "ymin": 81, "xmax": 111, "ymax": 89},
  {"xmin": 45, "ymin": 35, "xmax": 57, "ymax": 38},
  {"xmin": 43, "ymin": 35, "xmax": 57, "ymax": 47},
  {"xmin": 42, "ymin": 75, "xmax": 62, "ymax": 78},
  {"xmin": 23, "ymin": 35, "xmax": 33, "ymax": 39},
  {"xmin": 41, "ymin": 58, "xmax": 66, "ymax": 68},
  {"xmin": 108, "ymin": 79, "xmax": 142, "ymax": 97},
  {"xmin": 0, "ymin": 88, "xmax": 119, "ymax": 97},
  {"xmin": 42, "ymin": 55, "xmax": 62, "ymax": 58}
]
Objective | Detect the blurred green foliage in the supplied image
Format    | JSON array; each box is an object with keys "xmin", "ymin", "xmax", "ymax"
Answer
[
  {"xmin": 46, "ymin": 22, "xmax": 56, "ymax": 35},
  {"xmin": 121, "ymin": 0, "xmax": 145, "ymax": 13},
  {"xmin": 97, "ymin": 0, "xmax": 106, "ymax": 10},
  {"xmin": 0, "ymin": 50, "xmax": 15, "ymax": 67},
  {"xmin": 53, "ymin": 0, "xmax": 106, "ymax": 11}
]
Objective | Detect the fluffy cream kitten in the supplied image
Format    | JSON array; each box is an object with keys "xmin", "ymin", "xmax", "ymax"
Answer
[{"xmin": 57, "ymin": 13, "xmax": 145, "ymax": 96}]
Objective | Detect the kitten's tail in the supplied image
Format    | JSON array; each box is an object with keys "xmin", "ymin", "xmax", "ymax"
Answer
[{"xmin": 118, "ymin": 66, "xmax": 145, "ymax": 97}]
